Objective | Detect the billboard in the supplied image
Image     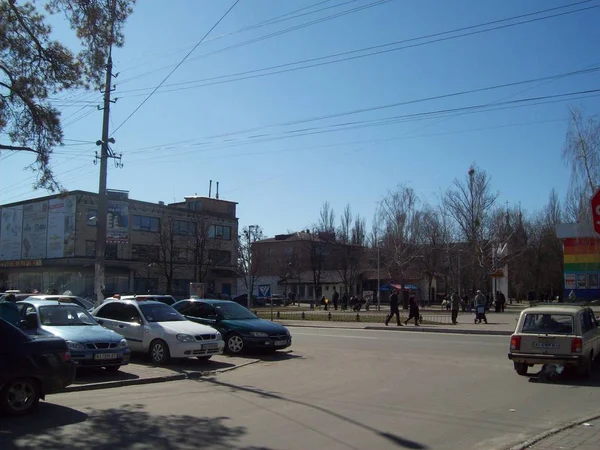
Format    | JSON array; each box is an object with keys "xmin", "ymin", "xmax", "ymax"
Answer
[
  {"xmin": 21, "ymin": 201, "xmax": 48, "ymax": 259},
  {"xmin": 107, "ymin": 200, "xmax": 129, "ymax": 243},
  {"xmin": 565, "ymin": 273, "xmax": 576, "ymax": 290},
  {"xmin": 46, "ymin": 195, "xmax": 76, "ymax": 258},
  {"xmin": 0, "ymin": 205, "xmax": 24, "ymax": 260}
]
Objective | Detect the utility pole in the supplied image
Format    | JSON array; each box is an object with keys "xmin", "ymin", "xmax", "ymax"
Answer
[
  {"xmin": 377, "ymin": 241, "xmax": 381, "ymax": 311},
  {"xmin": 246, "ymin": 225, "xmax": 257, "ymax": 309},
  {"xmin": 94, "ymin": 1, "xmax": 122, "ymax": 306}
]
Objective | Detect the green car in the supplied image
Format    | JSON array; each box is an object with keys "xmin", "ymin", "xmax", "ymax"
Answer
[{"xmin": 172, "ymin": 299, "xmax": 291, "ymax": 354}]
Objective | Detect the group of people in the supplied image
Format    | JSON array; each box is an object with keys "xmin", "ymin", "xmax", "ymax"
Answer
[
  {"xmin": 385, "ymin": 289, "xmax": 420, "ymax": 327},
  {"xmin": 321, "ymin": 287, "xmax": 371, "ymax": 311}
]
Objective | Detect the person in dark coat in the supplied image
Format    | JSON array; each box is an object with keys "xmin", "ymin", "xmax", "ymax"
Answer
[
  {"xmin": 385, "ymin": 289, "xmax": 402, "ymax": 326},
  {"xmin": 341, "ymin": 292, "xmax": 348, "ymax": 310},
  {"xmin": 405, "ymin": 294, "xmax": 420, "ymax": 326},
  {"xmin": 332, "ymin": 287, "xmax": 339, "ymax": 311}
]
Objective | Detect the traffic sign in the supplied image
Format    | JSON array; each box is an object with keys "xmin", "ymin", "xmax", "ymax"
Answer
[
  {"xmin": 257, "ymin": 285, "xmax": 271, "ymax": 298},
  {"xmin": 592, "ymin": 188, "xmax": 600, "ymax": 235}
]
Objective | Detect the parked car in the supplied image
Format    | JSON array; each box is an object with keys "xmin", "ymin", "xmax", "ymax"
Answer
[
  {"xmin": 16, "ymin": 299, "xmax": 130, "ymax": 372},
  {"xmin": 232, "ymin": 294, "xmax": 264, "ymax": 307},
  {"xmin": 23, "ymin": 295, "xmax": 95, "ymax": 311},
  {"xmin": 0, "ymin": 318, "xmax": 75, "ymax": 416},
  {"xmin": 172, "ymin": 299, "xmax": 292, "ymax": 354},
  {"xmin": 0, "ymin": 293, "xmax": 35, "ymax": 303},
  {"xmin": 508, "ymin": 305, "xmax": 600, "ymax": 377},
  {"xmin": 91, "ymin": 299, "xmax": 224, "ymax": 364}
]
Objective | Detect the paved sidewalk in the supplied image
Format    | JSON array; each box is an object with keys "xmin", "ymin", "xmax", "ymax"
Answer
[{"xmin": 517, "ymin": 417, "xmax": 600, "ymax": 449}]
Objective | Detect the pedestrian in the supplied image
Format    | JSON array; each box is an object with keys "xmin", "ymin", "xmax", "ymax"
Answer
[
  {"xmin": 332, "ymin": 286, "xmax": 339, "ymax": 311},
  {"xmin": 385, "ymin": 289, "xmax": 402, "ymax": 326},
  {"xmin": 405, "ymin": 294, "xmax": 420, "ymax": 326},
  {"xmin": 568, "ymin": 290, "xmax": 576, "ymax": 302},
  {"xmin": 445, "ymin": 294, "xmax": 451, "ymax": 311},
  {"xmin": 474, "ymin": 290, "xmax": 488, "ymax": 324},
  {"xmin": 499, "ymin": 291, "xmax": 506, "ymax": 312},
  {"xmin": 342, "ymin": 292, "xmax": 348, "ymax": 310},
  {"xmin": 0, "ymin": 294, "xmax": 21, "ymax": 327},
  {"xmin": 450, "ymin": 291, "xmax": 460, "ymax": 325},
  {"xmin": 322, "ymin": 295, "xmax": 328, "ymax": 311}
]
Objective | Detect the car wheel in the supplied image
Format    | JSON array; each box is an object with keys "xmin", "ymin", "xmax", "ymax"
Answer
[
  {"xmin": 105, "ymin": 365, "xmax": 121, "ymax": 373},
  {"xmin": 149, "ymin": 339, "xmax": 171, "ymax": 365},
  {"xmin": 196, "ymin": 356, "xmax": 212, "ymax": 361},
  {"xmin": 226, "ymin": 333, "xmax": 245, "ymax": 354},
  {"xmin": 514, "ymin": 362, "xmax": 528, "ymax": 376},
  {"xmin": 0, "ymin": 378, "xmax": 40, "ymax": 416}
]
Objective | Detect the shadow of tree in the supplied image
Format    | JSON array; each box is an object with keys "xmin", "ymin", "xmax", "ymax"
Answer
[
  {"xmin": 72, "ymin": 367, "xmax": 140, "ymax": 385},
  {"xmin": 129, "ymin": 354, "xmax": 237, "ymax": 373},
  {"xmin": 201, "ymin": 378, "xmax": 427, "ymax": 449},
  {"xmin": 0, "ymin": 403, "xmax": 274, "ymax": 450}
]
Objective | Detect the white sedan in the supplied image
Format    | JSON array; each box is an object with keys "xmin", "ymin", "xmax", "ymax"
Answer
[{"xmin": 91, "ymin": 299, "xmax": 224, "ymax": 364}]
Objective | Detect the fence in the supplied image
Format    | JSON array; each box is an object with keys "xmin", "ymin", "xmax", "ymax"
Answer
[{"xmin": 254, "ymin": 310, "xmax": 453, "ymax": 325}]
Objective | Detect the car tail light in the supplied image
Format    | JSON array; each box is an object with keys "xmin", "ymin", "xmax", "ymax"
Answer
[
  {"xmin": 510, "ymin": 335, "xmax": 521, "ymax": 351},
  {"xmin": 571, "ymin": 338, "xmax": 583, "ymax": 353},
  {"xmin": 60, "ymin": 351, "xmax": 71, "ymax": 362}
]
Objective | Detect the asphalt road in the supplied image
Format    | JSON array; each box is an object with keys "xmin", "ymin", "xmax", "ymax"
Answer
[{"xmin": 2, "ymin": 327, "xmax": 600, "ymax": 450}]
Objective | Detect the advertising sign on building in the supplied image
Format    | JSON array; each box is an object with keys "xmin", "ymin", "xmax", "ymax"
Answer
[
  {"xmin": 190, "ymin": 282, "xmax": 205, "ymax": 298},
  {"xmin": 588, "ymin": 274, "xmax": 599, "ymax": 289},
  {"xmin": 565, "ymin": 273, "xmax": 576, "ymax": 290},
  {"xmin": 577, "ymin": 273, "xmax": 587, "ymax": 289},
  {"xmin": 46, "ymin": 195, "xmax": 76, "ymax": 258},
  {"xmin": 0, "ymin": 205, "xmax": 24, "ymax": 260},
  {"xmin": 21, "ymin": 201, "xmax": 48, "ymax": 259},
  {"xmin": 107, "ymin": 200, "xmax": 129, "ymax": 243}
]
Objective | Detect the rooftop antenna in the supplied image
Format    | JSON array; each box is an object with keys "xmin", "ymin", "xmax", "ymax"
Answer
[
  {"xmin": 209, "ymin": 180, "xmax": 212, "ymax": 198},
  {"xmin": 216, "ymin": 181, "xmax": 220, "ymax": 199}
]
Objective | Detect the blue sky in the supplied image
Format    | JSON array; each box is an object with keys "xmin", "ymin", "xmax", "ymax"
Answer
[{"xmin": 2, "ymin": 0, "xmax": 599, "ymax": 237}]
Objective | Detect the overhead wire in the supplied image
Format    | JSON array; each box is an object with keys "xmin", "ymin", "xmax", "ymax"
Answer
[{"xmin": 110, "ymin": 0, "xmax": 242, "ymax": 136}]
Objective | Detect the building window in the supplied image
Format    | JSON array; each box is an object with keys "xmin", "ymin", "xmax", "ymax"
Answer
[
  {"xmin": 284, "ymin": 247, "xmax": 293, "ymax": 255},
  {"xmin": 85, "ymin": 240, "xmax": 96, "ymax": 257},
  {"xmin": 209, "ymin": 250, "xmax": 231, "ymax": 266},
  {"xmin": 208, "ymin": 225, "xmax": 231, "ymax": 240},
  {"xmin": 174, "ymin": 220, "xmax": 194, "ymax": 236},
  {"xmin": 86, "ymin": 210, "xmax": 97, "ymax": 226},
  {"xmin": 227, "ymin": 204, "xmax": 235, "ymax": 217},
  {"xmin": 131, "ymin": 244, "xmax": 159, "ymax": 261},
  {"xmin": 105, "ymin": 244, "xmax": 118, "ymax": 260},
  {"xmin": 174, "ymin": 248, "xmax": 189, "ymax": 262},
  {"xmin": 132, "ymin": 215, "xmax": 160, "ymax": 232}
]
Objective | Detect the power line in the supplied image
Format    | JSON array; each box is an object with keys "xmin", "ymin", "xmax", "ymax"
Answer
[
  {"xmin": 115, "ymin": 1, "xmax": 597, "ymax": 98},
  {"xmin": 110, "ymin": 0, "xmax": 242, "ymax": 136},
  {"xmin": 115, "ymin": 0, "xmax": 394, "ymax": 87}
]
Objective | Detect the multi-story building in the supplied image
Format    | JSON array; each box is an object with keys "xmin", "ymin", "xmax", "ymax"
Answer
[{"xmin": 0, "ymin": 190, "xmax": 238, "ymax": 298}]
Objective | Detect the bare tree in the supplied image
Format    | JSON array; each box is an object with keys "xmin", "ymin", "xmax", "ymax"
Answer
[
  {"xmin": 153, "ymin": 218, "xmax": 182, "ymax": 294},
  {"xmin": 301, "ymin": 228, "xmax": 328, "ymax": 305},
  {"xmin": 377, "ymin": 185, "xmax": 422, "ymax": 286},
  {"xmin": 318, "ymin": 201, "xmax": 336, "ymax": 234},
  {"xmin": 351, "ymin": 214, "xmax": 367, "ymax": 246},
  {"xmin": 338, "ymin": 204, "xmax": 352, "ymax": 243},
  {"xmin": 562, "ymin": 108, "xmax": 600, "ymax": 222},
  {"xmin": 188, "ymin": 218, "xmax": 216, "ymax": 283},
  {"xmin": 237, "ymin": 225, "xmax": 264, "ymax": 306},
  {"xmin": 419, "ymin": 205, "xmax": 447, "ymax": 303},
  {"xmin": 443, "ymin": 165, "xmax": 499, "ymax": 291}
]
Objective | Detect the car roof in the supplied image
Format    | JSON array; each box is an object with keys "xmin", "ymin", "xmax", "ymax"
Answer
[
  {"xmin": 521, "ymin": 305, "xmax": 585, "ymax": 314},
  {"xmin": 101, "ymin": 299, "xmax": 165, "ymax": 306},
  {"xmin": 17, "ymin": 299, "xmax": 86, "ymax": 307},
  {"xmin": 179, "ymin": 298, "xmax": 234, "ymax": 305}
]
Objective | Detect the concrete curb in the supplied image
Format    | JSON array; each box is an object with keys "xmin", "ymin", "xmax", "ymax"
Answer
[
  {"xmin": 63, "ymin": 359, "xmax": 261, "ymax": 393},
  {"xmin": 509, "ymin": 413, "xmax": 600, "ymax": 450}
]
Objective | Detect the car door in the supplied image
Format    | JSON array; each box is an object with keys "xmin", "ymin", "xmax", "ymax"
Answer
[
  {"xmin": 584, "ymin": 309, "xmax": 600, "ymax": 357},
  {"xmin": 19, "ymin": 303, "xmax": 42, "ymax": 336},
  {"xmin": 185, "ymin": 302, "xmax": 218, "ymax": 327},
  {"xmin": 114, "ymin": 304, "xmax": 145, "ymax": 352}
]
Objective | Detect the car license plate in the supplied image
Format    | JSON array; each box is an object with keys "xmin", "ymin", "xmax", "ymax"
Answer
[
  {"xmin": 94, "ymin": 353, "xmax": 118, "ymax": 360},
  {"xmin": 201, "ymin": 343, "xmax": 218, "ymax": 350},
  {"xmin": 534, "ymin": 342, "xmax": 559, "ymax": 349},
  {"xmin": 274, "ymin": 340, "xmax": 288, "ymax": 346}
]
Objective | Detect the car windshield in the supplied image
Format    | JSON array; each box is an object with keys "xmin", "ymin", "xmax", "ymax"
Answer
[
  {"xmin": 521, "ymin": 313, "xmax": 575, "ymax": 335},
  {"xmin": 214, "ymin": 302, "xmax": 257, "ymax": 320},
  {"xmin": 39, "ymin": 305, "xmax": 98, "ymax": 326},
  {"xmin": 139, "ymin": 303, "xmax": 185, "ymax": 322}
]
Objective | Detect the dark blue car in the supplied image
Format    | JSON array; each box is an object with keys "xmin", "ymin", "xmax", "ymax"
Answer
[{"xmin": 172, "ymin": 299, "xmax": 291, "ymax": 354}]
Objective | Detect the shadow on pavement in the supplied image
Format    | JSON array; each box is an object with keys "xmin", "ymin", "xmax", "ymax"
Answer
[
  {"xmin": 129, "ymin": 354, "xmax": 236, "ymax": 372},
  {"xmin": 0, "ymin": 403, "xmax": 273, "ymax": 450},
  {"xmin": 201, "ymin": 378, "xmax": 427, "ymax": 449},
  {"xmin": 528, "ymin": 365, "xmax": 600, "ymax": 387},
  {"xmin": 233, "ymin": 350, "xmax": 304, "ymax": 362},
  {"xmin": 72, "ymin": 367, "xmax": 139, "ymax": 385}
]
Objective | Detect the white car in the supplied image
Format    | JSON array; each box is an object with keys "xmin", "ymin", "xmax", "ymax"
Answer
[{"xmin": 91, "ymin": 299, "xmax": 224, "ymax": 364}]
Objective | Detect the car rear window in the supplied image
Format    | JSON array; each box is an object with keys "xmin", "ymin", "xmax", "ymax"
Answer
[{"xmin": 521, "ymin": 313, "xmax": 575, "ymax": 335}]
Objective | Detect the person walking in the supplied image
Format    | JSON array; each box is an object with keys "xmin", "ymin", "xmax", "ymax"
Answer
[
  {"xmin": 450, "ymin": 291, "xmax": 460, "ymax": 325},
  {"xmin": 499, "ymin": 291, "xmax": 506, "ymax": 312},
  {"xmin": 332, "ymin": 287, "xmax": 339, "ymax": 311},
  {"xmin": 385, "ymin": 289, "xmax": 402, "ymax": 326},
  {"xmin": 405, "ymin": 294, "xmax": 420, "ymax": 326},
  {"xmin": 474, "ymin": 290, "xmax": 488, "ymax": 324},
  {"xmin": 342, "ymin": 292, "xmax": 348, "ymax": 311}
]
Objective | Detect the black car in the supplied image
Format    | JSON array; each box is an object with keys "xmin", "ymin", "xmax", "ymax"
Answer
[
  {"xmin": 0, "ymin": 318, "xmax": 75, "ymax": 416},
  {"xmin": 173, "ymin": 299, "xmax": 291, "ymax": 354}
]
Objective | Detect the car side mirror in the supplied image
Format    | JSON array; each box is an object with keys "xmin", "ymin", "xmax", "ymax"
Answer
[{"xmin": 19, "ymin": 319, "xmax": 29, "ymax": 329}]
